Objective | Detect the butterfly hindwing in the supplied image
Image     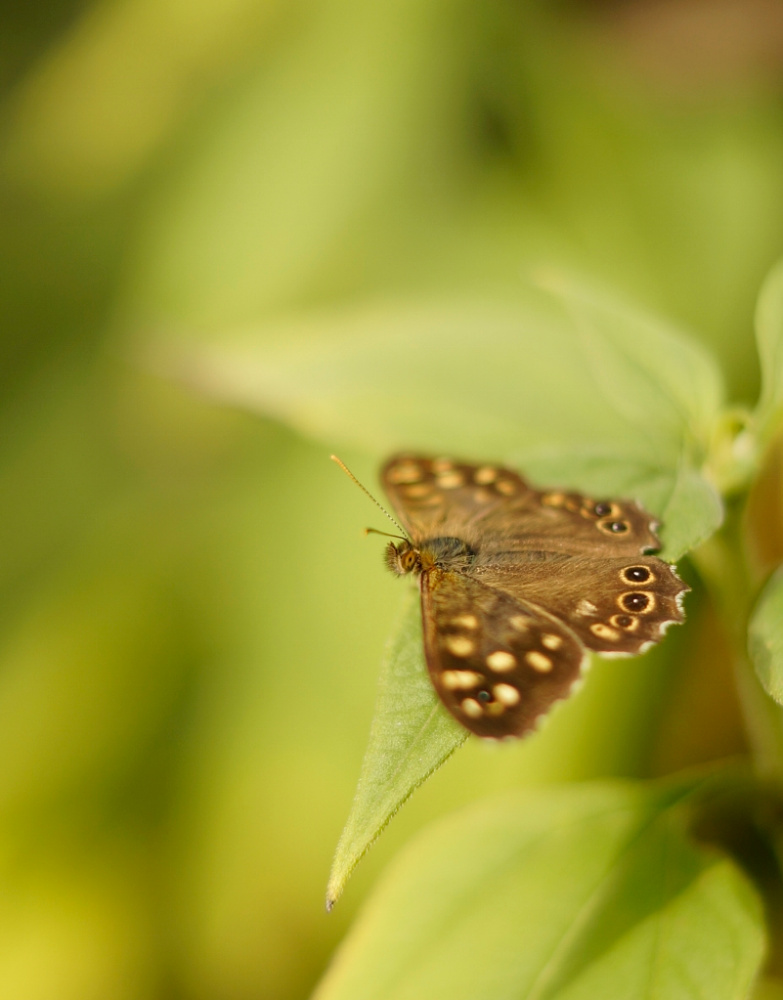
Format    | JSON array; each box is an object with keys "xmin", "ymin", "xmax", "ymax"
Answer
[
  {"xmin": 420, "ymin": 570, "xmax": 585, "ymax": 738},
  {"xmin": 472, "ymin": 555, "xmax": 686, "ymax": 656}
]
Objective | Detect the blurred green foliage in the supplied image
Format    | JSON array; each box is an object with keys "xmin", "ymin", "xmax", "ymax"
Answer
[{"xmin": 3, "ymin": 0, "xmax": 783, "ymax": 997}]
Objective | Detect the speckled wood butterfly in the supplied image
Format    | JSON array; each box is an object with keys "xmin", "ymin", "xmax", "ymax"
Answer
[{"xmin": 334, "ymin": 454, "xmax": 688, "ymax": 740}]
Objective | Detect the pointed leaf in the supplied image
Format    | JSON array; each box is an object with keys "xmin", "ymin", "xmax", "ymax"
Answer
[
  {"xmin": 326, "ymin": 589, "xmax": 466, "ymax": 909},
  {"xmin": 155, "ymin": 283, "xmax": 722, "ymax": 471},
  {"xmin": 154, "ymin": 286, "xmax": 724, "ymax": 557},
  {"xmin": 538, "ymin": 272, "xmax": 724, "ymax": 460},
  {"xmin": 316, "ymin": 778, "xmax": 765, "ymax": 1000}
]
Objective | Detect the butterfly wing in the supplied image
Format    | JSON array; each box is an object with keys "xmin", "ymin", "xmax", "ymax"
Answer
[
  {"xmin": 382, "ymin": 455, "xmax": 538, "ymax": 541},
  {"xmin": 382, "ymin": 455, "xmax": 661, "ymax": 555},
  {"xmin": 472, "ymin": 555, "xmax": 687, "ymax": 656},
  {"xmin": 382, "ymin": 453, "xmax": 687, "ymax": 737},
  {"xmin": 420, "ymin": 569, "xmax": 586, "ymax": 739}
]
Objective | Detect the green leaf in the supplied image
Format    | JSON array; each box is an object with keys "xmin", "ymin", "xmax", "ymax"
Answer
[
  {"xmin": 326, "ymin": 589, "xmax": 467, "ymax": 910},
  {"xmin": 156, "ymin": 285, "xmax": 723, "ymax": 556},
  {"xmin": 648, "ymin": 463, "xmax": 724, "ymax": 562},
  {"xmin": 536, "ymin": 271, "xmax": 725, "ymax": 461},
  {"xmin": 755, "ymin": 258, "xmax": 783, "ymax": 441},
  {"xmin": 316, "ymin": 778, "xmax": 765, "ymax": 1000},
  {"xmin": 327, "ymin": 454, "xmax": 712, "ymax": 899},
  {"xmin": 749, "ymin": 567, "xmax": 783, "ymax": 705}
]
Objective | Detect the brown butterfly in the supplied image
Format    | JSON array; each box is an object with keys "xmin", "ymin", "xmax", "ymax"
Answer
[{"xmin": 335, "ymin": 454, "xmax": 688, "ymax": 740}]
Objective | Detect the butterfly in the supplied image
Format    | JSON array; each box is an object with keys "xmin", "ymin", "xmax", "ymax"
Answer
[{"xmin": 370, "ymin": 454, "xmax": 688, "ymax": 740}]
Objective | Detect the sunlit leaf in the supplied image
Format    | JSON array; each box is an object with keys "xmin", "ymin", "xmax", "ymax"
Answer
[
  {"xmin": 317, "ymin": 778, "xmax": 765, "ymax": 1000},
  {"xmin": 156, "ymin": 285, "xmax": 723, "ymax": 559},
  {"xmin": 326, "ymin": 589, "xmax": 467, "ymax": 909},
  {"xmin": 537, "ymin": 271, "xmax": 725, "ymax": 460}
]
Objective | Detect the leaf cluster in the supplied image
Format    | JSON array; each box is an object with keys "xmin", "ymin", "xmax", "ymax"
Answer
[{"xmin": 167, "ymin": 265, "xmax": 783, "ymax": 998}]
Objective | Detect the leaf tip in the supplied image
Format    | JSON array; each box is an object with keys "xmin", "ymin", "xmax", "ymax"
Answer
[
  {"xmin": 325, "ymin": 878, "xmax": 343, "ymax": 912},
  {"xmin": 325, "ymin": 865, "xmax": 347, "ymax": 912}
]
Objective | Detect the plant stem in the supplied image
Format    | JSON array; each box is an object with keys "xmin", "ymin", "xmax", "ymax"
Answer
[{"xmin": 691, "ymin": 504, "xmax": 783, "ymax": 780}]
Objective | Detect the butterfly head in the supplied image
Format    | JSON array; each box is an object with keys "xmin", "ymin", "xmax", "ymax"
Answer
[{"xmin": 385, "ymin": 540, "xmax": 421, "ymax": 577}]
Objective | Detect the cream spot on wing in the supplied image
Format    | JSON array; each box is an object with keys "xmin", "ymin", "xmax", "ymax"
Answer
[
  {"xmin": 509, "ymin": 615, "xmax": 532, "ymax": 631},
  {"xmin": 541, "ymin": 633, "xmax": 563, "ymax": 650},
  {"xmin": 493, "ymin": 683, "xmax": 521, "ymax": 706},
  {"xmin": 486, "ymin": 701, "xmax": 505, "ymax": 716},
  {"xmin": 437, "ymin": 471, "xmax": 464, "ymax": 489},
  {"xmin": 461, "ymin": 698, "xmax": 483, "ymax": 718},
  {"xmin": 526, "ymin": 651, "xmax": 553, "ymax": 672},
  {"xmin": 402, "ymin": 482, "xmax": 432, "ymax": 498},
  {"xmin": 486, "ymin": 650, "xmax": 516, "ymax": 672},
  {"xmin": 495, "ymin": 479, "xmax": 516, "ymax": 495},
  {"xmin": 414, "ymin": 494, "xmax": 443, "ymax": 507},
  {"xmin": 387, "ymin": 462, "xmax": 422, "ymax": 484},
  {"xmin": 445, "ymin": 635, "xmax": 475, "ymax": 657},
  {"xmin": 442, "ymin": 669, "xmax": 482, "ymax": 690},
  {"xmin": 451, "ymin": 614, "xmax": 479, "ymax": 629},
  {"xmin": 474, "ymin": 466, "xmax": 498, "ymax": 485},
  {"xmin": 542, "ymin": 492, "xmax": 565, "ymax": 507},
  {"xmin": 575, "ymin": 599, "xmax": 598, "ymax": 617},
  {"xmin": 473, "ymin": 488, "xmax": 494, "ymax": 503},
  {"xmin": 432, "ymin": 458, "xmax": 454, "ymax": 472},
  {"xmin": 590, "ymin": 623, "xmax": 621, "ymax": 641}
]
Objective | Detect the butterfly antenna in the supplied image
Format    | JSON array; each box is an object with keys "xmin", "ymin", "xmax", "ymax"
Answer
[{"xmin": 330, "ymin": 455, "xmax": 408, "ymax": 538}]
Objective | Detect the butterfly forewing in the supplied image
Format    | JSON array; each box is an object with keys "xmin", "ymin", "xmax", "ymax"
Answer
[
  {"xmin": 382, "ymin": 455, "xmax": 539, "ymax": 541},
  {"xmin": 421, "ymin": 571, "xmax": 586, "ymax": 738},
  {"xmin": 382, "ymin": 455, "xmax": 661, "ymax": 555}
]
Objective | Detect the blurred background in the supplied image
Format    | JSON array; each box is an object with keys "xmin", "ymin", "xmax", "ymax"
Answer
[{"xmin": 2, "ymin": 0, "xmax": 783, "ymax": 997}]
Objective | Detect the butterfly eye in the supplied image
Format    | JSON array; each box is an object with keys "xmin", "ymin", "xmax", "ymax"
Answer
[{"xmin": 403, "ymin": 550, "xmax": 420, "ymax": 572}]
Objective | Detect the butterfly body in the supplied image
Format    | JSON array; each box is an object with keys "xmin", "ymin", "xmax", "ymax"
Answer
[
  {"xmin": 386, "ymin": 536, "xmax": 476, "ymax": 576},
  {"xmin": 380, "ymin": 455, "xmax": 688, "ymax": 740}
]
